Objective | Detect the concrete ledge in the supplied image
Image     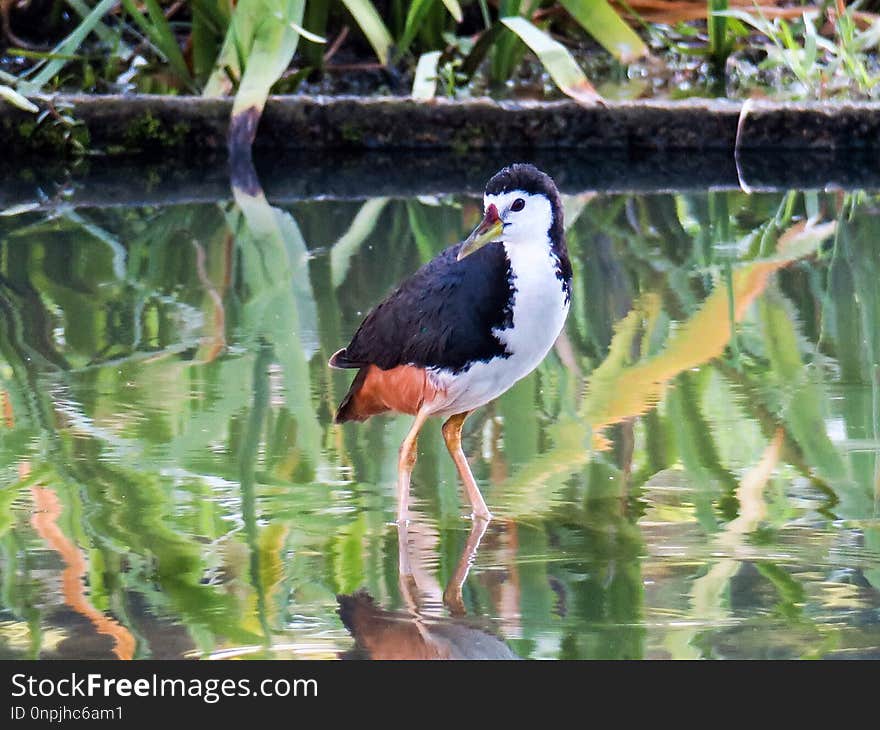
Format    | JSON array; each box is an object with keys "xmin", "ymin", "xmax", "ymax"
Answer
[
  {"xmin": 3, "ymin": 95, "xmax": 880, "ymax": 212},
  {"xmin": 2, "ymin": 94, "xmax": 880, "ymax": 157}
]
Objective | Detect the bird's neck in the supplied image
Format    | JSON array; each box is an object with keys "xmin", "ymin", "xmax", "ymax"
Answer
[{"xmin": 502, "ymin": 234, "xmax": 571, "ymax": 303}]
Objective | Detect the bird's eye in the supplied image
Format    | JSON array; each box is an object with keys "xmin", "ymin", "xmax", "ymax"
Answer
[{"xmin": 510, "ymin": 198, "xmax": 525, "ymax": 212}]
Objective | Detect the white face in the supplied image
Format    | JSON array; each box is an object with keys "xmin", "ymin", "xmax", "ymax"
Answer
[{"xmin": 484, "ymin": 190, "xmax": 555, "ymax": 246}]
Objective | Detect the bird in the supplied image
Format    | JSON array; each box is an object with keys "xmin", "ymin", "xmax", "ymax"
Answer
[
  {"xmin": 336, "ymin": 519, "xmax": 519, "ymax": 660},
  {"xmin": 336, "ymin": 588, "xmax": 519, "ymax": 660},
  {"xmin": 329, "ymin": 163, "xmax": 571, "ymax": 523}
]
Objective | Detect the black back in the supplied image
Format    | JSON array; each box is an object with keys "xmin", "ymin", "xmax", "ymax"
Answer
[{"xmin": 335, "ymin": 241, "xmax": 514, "ymax": 372}]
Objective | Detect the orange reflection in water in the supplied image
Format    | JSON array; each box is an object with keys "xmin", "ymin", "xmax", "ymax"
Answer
[
  {"xmin": 585, "ymin": 220, "xmax": 835, "ymax": 450},
  {"xmin": 29, "ymin": 479, "xmax": 135, "ymax": 660}
]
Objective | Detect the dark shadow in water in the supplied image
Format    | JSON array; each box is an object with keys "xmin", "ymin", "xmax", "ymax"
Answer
[
  {"xmin": 4, "ymin": 146, "xmax": 880, "ymax": 214},
  {"xmin": 337, "ymin": 519, "xmax": 519, "ymax": 660}
]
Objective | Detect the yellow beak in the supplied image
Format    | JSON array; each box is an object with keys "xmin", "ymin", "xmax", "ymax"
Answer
[{"xmin": 457, "ymin": 204, "xmax": 504, "ymax": 261}]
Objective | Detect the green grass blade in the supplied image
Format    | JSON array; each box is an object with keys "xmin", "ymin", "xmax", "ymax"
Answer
[
  {"xmin": 461, "ymin": 22, "xmax": 503, "ymax": 77},
  {"xmin": 203, "ymin": 6, "xmax": 252, "ymax": 96},
  {"xmin": 120, "ymin": 0, "xmax": 194, "ymax": 88},
  {"xmin": 441, "ymin": 0, "xmax": 463, "ymax": 23},
  {"xmin": 65, "ymin": 0, "xmax": 118, "ymax": 46},
  {"xmin": 4, "ymin": 49, "xmax": 88, "ymax": 62},
  {"xmin": 559, "ymin": 0, "xmax": 647, "ymax": 63},
  {"xmin": 492, "ymin": 0, "xmax": 525, "ymax": 83},
  {"xmin": 288, "ymin": 20, "xmax": 327, "ymax": 44},
  {"xmin": 20, "ymin": 0, "xmax": 118, "ymax": 92},
  {"xmin": 232, "ymin": 2, "xmax": 306, "ymax": 140},
  {"xmin": 397, "ymin": 0, "xmax": 436, "ymax": 58},
  {"xmin": 190, "ymin": 0, "xmax": 233, "ymax": 32},
  {"xmin": 412, "ymin": 50, "xmax": 441, "ymax": 99},
  {"xmin": 191, "ymin": 10, "xmax": 222, "ymax": 84},
  {"xmin": 707, "ymin": 0, "xmax": 730, "ymax": 71},
  {"xmin": 302, "ymin": 0, "xmax": 331, "ymax": 68},
  {"xmin": 207, "ymin": 0, "xmax": 305, "ymax": 149},
  {"xmin": 341, "ymin": 0, "xmax": 393, "ymax": 65},
  {"xmin": 0, "ymin": 85, "xmax": 38, "ymax": 113},
  {"xmin": 500, "ymin": 16, "xmax": 603, "ymax": 104},
  {"xmin": 204, "ymin": 0, "xmax": 295, "ymax": 98}
]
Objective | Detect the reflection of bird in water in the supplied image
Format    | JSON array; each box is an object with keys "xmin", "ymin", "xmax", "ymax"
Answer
[
  {"xmin": 330, "ymin": 164, "xmax": 571, "ymax": 522},
  {"xmin": 337, "ymin": 520, "xmax": 519, "ymax": 660},
  {"xmin": 337, "ymin": 591, "xmax": 519, "ymax": 660}
]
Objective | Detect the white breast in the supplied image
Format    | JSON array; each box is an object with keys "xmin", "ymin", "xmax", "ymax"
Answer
[
  {"xmin": 494, "ymin": 240, "xmax": 569, "ymax": 368},
  {"xmin": 427, "ymin": 241, "xmax": 569, "ymax": 417}
]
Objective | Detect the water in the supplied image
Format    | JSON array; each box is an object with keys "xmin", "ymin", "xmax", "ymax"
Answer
[{"xmin": 0, "ymin": 172, "xmax": 878, "ymax": 660}]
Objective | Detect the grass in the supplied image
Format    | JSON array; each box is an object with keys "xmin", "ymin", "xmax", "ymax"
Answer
[
  {"xmin": 2, "ymin": 1, "xmax": 878, "ymax": 101},
  {"xmin": 722, "ymin": 6, "xmax": 880, "ymax": 99},
  {"xmin": 1, "ymin": 2, "xmax": 879, "ymax": 154}
]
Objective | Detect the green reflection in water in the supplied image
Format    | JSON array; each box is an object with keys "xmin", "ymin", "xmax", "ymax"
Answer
[{"xmin": 0, "ymin": 185, "xmax": 878, "ymax": 660}]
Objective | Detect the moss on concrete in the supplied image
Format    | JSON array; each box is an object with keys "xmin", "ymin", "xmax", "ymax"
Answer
[
  {"xmin": 3, "ymin": 115, "xmax": 90, "ymax": 156},
  {"xmin": 123, "ymin": 112, "xmax": 190, "ymax": 150},
  {"xmin": 339, "ymin": 122, "xmax": 364, "ymax": 146}
]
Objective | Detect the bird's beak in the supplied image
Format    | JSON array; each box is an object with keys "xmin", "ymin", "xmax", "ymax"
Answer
[{"xmin": 457, "ymin": 204, "xmax": 503, "ymax": 261}]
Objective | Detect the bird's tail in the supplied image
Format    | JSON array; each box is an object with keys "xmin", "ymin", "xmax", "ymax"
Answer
[
  {"xmin": 334, "ymin": 364, "xmax": 432, "ymax": 423},
  {"xmin": 336, "ymin": 589, "xmax": 377, "ymax": 635},
  {"xmin": 329, "ymin": 348, "xmax": 359, "ymax": 369},
  {"xmin": 334, "ymin": 367, "xmax": 381, "ymax": 423}
]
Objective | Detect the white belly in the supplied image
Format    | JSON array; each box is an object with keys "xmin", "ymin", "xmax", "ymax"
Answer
[{"xmin": 427, "ymin": 242, "xmax": 569, "ymax": 417}]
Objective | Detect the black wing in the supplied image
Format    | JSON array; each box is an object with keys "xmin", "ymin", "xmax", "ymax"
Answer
[{"xmin": 332, "ymin": 241, "xmax": 514, "ymax": 373}]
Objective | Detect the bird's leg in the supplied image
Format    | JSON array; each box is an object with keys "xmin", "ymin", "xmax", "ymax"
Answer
[
  {"xmin": 397, "ymin": 408, "xmax": 430, "ymax": 524},
  {"xmin": 443, "ymin": 516, "xmax": 489, "ymax": 616},
  {"xmin": 396, "ymin": 521, "xmax": 421, "ymax": 616},
  {"xmin": 442, "ymin": 411, "xmax": 492, "ymax": 521}
]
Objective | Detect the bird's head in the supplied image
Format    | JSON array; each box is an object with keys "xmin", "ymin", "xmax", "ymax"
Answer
[{"xmin": 457, "ymin": 163, "xmax": 563, "ymax": 261}]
